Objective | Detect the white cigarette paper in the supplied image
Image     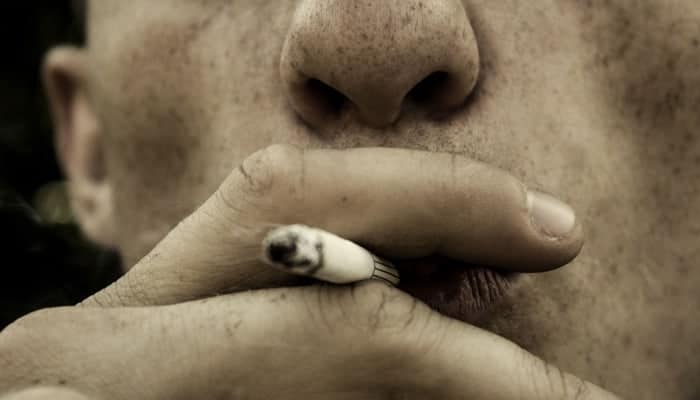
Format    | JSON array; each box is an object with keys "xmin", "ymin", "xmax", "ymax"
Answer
[{"xmin": 261, "ymin": 225, "xmax": 400, "ymax": 286}]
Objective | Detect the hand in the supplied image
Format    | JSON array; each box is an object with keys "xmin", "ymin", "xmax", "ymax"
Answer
[
  {"xmin": 81, "ymin": 145, "xmax": 583, "ymax": 307},
  {"xmin": 1, "ymin": 146, "xmax": 617, "ymax": 399},
  {"xmin": 2, "ymin": 282, "xmax": 617, "ymax": 399}
]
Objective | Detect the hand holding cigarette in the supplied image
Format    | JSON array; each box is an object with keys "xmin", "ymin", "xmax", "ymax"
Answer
[
  {"xmin": 5, "ymin": 147, "xmax": 615, "ymax": 399},
  {"xmin": 82, "ymin": 146, "xmax": 581, "ymax": 306}
]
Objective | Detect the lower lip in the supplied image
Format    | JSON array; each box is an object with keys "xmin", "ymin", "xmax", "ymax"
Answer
[{"xmin": 396, "ymin": 257, "xmax": 521, "ymax": 324}]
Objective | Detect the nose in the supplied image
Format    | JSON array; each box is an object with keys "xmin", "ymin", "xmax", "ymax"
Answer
[{"xmin": 280, "ymin": 0, "xmax": 480, "ymax": 128}]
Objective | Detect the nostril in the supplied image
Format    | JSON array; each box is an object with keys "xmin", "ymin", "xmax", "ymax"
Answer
[
  {"xmin": 304, "ymin": 79, "xmax": 347, "ymax": 116},
  {"xmin": 407, "ymin": 71, "xmax": 451, "ymax": 105},
  {"xmin": 281, "ymin": 0, "xmax": 479, "ymax": 128}
]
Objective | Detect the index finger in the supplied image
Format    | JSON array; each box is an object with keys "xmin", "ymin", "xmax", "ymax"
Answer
[
  {"xmin": 274, "ymin": 146, "xmax": 582, "ymax": 267},
  {"xmin": 82, "ymin": 145, "xmax": 582, "ymax": 307}
]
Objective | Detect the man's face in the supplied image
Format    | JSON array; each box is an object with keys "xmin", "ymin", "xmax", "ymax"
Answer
[{"xmin": 71, "ymin": 1, "xmax": 700, "ymax": 397}]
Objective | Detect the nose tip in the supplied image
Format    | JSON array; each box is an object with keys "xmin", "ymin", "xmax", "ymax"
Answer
[{"xmin": 280, "ymin": 0, "xmax": 480, "ymax": 128}]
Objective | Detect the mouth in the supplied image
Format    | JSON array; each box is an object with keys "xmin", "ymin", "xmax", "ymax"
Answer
[{"xmin": 396, "ymin": 256, "xmax": 521, "ymax": 324}]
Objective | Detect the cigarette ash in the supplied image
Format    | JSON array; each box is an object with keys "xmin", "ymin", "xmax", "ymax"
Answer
[{"xmin": 263, "ymin": 225, "xmax": 324, "ymax": 276}]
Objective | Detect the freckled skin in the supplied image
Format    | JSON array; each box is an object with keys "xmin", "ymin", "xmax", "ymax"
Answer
[{"xmin": 83, "ymin": 1, "xmax": 699, "ymax": 398}]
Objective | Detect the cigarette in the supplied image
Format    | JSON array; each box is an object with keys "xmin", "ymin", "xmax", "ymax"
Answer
[{"xmin": 261, "ymin": 224, "xmax": 400, "ymax": 286}]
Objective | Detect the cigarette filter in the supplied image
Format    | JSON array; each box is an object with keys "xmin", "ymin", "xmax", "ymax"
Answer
[{"xmin": 261, "ymin": 225, "xmax": 400, "ymax": 286}]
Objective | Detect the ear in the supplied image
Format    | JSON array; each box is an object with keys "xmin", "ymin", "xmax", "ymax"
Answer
[{"xmin": 43, "ymin": 46, "xmax": 116, "ymax": 248}]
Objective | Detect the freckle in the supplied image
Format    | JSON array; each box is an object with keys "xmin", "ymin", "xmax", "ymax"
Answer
[
  {"xmin": 644, "ymin": 347, "xmax": 657, "ymax": 358},
  {"xmin": 58, "ymin": 379, "xmax": 67, "ymax": 385},
  {"xmin": 269, "ymin": 293, "xmax": 288, "ymax": 304},
  {"xmin": 621, "ymin": 333, "xmax": 632, "ymax": 348}
]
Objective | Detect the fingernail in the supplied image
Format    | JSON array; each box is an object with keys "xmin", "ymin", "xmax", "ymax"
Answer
[{"xmin": 527, "ymin": 190, "xmax": 576, "ymax": 238}]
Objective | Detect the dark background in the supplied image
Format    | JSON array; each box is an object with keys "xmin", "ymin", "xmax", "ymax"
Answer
[{"xmin": 0, "ymin": 2, "xmax": 120, "ymax": 330}]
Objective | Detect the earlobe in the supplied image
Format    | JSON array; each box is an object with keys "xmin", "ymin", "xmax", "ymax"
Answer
[{"xmin": 43, "ymin": 46, "xmax": 116, "ymax": 248}]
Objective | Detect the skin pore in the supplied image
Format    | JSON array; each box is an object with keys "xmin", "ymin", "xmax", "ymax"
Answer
[{"xmin": 31, "ymin": 0, "xmax": 700, "ymax": 398}]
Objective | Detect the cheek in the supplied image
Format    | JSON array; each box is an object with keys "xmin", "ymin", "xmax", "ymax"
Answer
[
  {"xmin": 441, "ymin": 11, "xmax": 610, "ymax": 197},
  {"xmin": 89, "ymin": 2, "xmax": 299, "ymax": 263}
]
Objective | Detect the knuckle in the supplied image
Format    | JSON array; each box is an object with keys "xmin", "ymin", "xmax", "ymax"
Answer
[
  {"xmin": 570, "ymin": 378, "xmax": 593, "ymax": 400},
  {"xmin": 215, "ymin": 144, "xmax": 305, "ymax": 219},
  {"xmin": 236, "ymin": 143, "xmax": 303, "ymax": 199},
  {"xmin": 297, "ymin": 283, "xmax": 428, "ymax": 376},
  {"xmin": 458, "ymin": 160, "xmax": 528, "ymax": 228},
  {"xmin": 522, "ymin": 353, "xmax": 592, "ymax": 400},
  {"xmin": 342, "ymin": 281, "xmax": 423, "ymax": 336}
]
